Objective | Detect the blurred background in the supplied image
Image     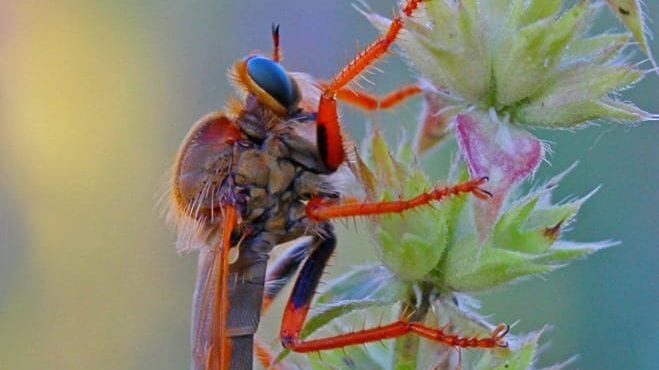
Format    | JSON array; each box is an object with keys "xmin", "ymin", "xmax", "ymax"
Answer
[{"xmin": 0, "ymin": 1, "xmax": 656, "ymax": 369}]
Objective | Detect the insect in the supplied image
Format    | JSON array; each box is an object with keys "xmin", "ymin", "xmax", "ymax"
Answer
[{"xmin": 166, "ymin": 1, "xmax": 508, "ymax": 369}]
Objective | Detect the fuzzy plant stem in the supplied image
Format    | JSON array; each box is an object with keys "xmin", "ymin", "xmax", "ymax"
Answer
[{"xmin": 392, "ymin": 287, "xmax": 431, "ymax": 370}]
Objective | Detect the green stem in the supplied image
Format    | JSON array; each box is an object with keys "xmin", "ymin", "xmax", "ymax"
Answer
[
  {"xmin": 392, "ymin": 286, "xmax": 431, "ymax": 370},
  {"xmin": 392, "ymin": 327, "xmax": 420, "ymax": 370}
]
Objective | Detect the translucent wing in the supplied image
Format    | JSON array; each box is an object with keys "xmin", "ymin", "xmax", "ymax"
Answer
[
  {"xmin": 165, "ymin": 113, "xmax": 243, "ymax": 369},
  {"xmin": 191, "ymin": 206, "xmax": 237, "ymax": 370},
  {"xmin": 167, "ymin": 112, "xmax": 241, "ymax": 254}
]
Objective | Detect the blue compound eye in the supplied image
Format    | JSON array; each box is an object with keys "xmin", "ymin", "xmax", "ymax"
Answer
[{"xmin": 246, "ymin": 56, "xmax": 295, "ymax": 109}]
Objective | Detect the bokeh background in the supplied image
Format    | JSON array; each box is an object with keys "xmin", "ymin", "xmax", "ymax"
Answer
[{"xmin": 0, "ymin": 1, "xmax": 656, "ymax": 369}]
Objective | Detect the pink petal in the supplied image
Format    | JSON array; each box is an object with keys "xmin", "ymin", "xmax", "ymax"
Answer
[{"xmin": 455, "ymin": 112, "xmax": 544, "ymax": 240}]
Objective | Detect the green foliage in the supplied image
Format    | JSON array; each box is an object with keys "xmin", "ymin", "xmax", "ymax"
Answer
[
  {"xmin": 362, "ymin": 131, "xmax": 610, "ymax": 293},
  {"xmin": 281, "ymin": 1, "xmax": 655, "ymax": 368},
  {"xmin": 289, "ymin": 132, "xmax": 608, "ymax": 368},
  {"xmin": 364, "ymin": 0, "xmax": 656, "ymax": 128}
]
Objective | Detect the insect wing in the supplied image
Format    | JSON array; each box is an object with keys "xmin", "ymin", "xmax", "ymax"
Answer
[
  {"xmin": 168, "ymin": 112, "xmax": 241, "ymax": 254},
  {"xmin": 166, "ymin": 113, "xmax": 242, "ymax": 369},
  {"xmin": 191, "ymin": 206, "xmax": 238, "ymax": 370}
]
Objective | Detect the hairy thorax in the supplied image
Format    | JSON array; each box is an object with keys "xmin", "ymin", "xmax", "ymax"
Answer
[{"xmin": 171, "ymin": 96, "xmax": 336, "ymax": 267}]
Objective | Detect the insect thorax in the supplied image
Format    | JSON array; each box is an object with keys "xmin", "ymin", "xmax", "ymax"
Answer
[
  {"xmin": 173, "ymin": 96, "xmax": 336, "ymax": 261},
  {"xmin": 228, "ymin": 104, "xmax": 335, "ymax": 260}
]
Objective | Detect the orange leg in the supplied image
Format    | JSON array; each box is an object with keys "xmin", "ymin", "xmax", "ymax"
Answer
[
  {"xmin": 284, "ymin": 320, "xmax": 509, "ymax": 353},
  {"xmin": 278, "ymin": 177, "xmax": 507, "ymax": 354},
  {"xmin": 255, "ymin": 337, "xmax": 289, "ymax": 370},
  {"xmin": 335, "ymin": 84, "xmax": 422, "ymax": 111},
  {"xmin": 255, "ymin": 238, "xmax": 312, "ymax": 369},
  {"xmin": 254, "ymin": 339, "xmax": 275, "ymax": 370},
  {"xmin": 279, "ymin": 224, "xmax": 508, "ymax": 354},
  {"xmin": 262, "ymin": 238, "xmax": 311, "ymax": 312},
  {"xmin": 316, "ymin": 0, "xmax": 426, "ymax": 171},
  {"xmin": 305, "ymin": 176, "xmax": 492, "ymax": 221}
]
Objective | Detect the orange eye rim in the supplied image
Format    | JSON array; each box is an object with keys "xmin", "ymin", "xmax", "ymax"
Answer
[{"xmin": 233, "ymin": 58, "xmax": 289, "ymax": 116}]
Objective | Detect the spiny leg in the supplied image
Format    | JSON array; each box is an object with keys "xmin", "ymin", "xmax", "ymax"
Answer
[
  {"xmin": 279, "ymin": 228, "xmax": 337, "ymax": 350},
  {"xmin": 316, "ymin": 0, "xmax": 426, "ymax": 170},
  {"xmin": 255, "ymin": 238, "xmax": 312, "ymax": 369},
  {"xmin": 335, "ymin": 84, "xmax": 422, "ymax": 111},
  {"xmin": 323, "ymin": 0, "xmax": 424, "ymax": 94},
  {"xmin": 285, "ymin": 320, "xmax": 508, "ymax": 353},
  {"xmin": 262, "ymin": 237, "xmax": 312, "ymax": 312},
  {"xmin": 305, "ymin": 176, "xmax": 492, "ymax": 221},
  {"xmin": 278, "ymin": 226, "xmax": 509, "ymax": 353},
  {"xmin": 254, "ymin": 338, "xmax": 288, "ymax": 370}
]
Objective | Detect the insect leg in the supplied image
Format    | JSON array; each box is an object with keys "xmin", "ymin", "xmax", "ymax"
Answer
[
  {"xmin": 278, "ymin": 225, "xmax": 508, "ymax": 352},
  {"xmin": 283, "ymin": 320, "xmax": 508, "ymax": 353},
  {"xmin": 316, "ymin": 0, "xmax": 426, "ymax": 170},
  {"xmin": 334, "ymin": 84, "xmax": 422, "ymax": 111},
  {"xmin": 262, "ymin": 237, "xmax": 312, "ymax": 312},
  {"xmin": 305, "ymin": 177, "xmax": 492, "ymax": 221},
  {"xmin": 279, "ymin": 226, "xmax": 337, "ymax": 350},
  {"xmin": 251, "ymin": 238, "xmax": 312, "ymax": 370}
]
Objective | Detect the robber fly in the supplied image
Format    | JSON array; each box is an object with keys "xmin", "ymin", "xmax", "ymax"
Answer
[{"xmin": 166, "ymin": 1, "xmax": 507, "ymax": 369}]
